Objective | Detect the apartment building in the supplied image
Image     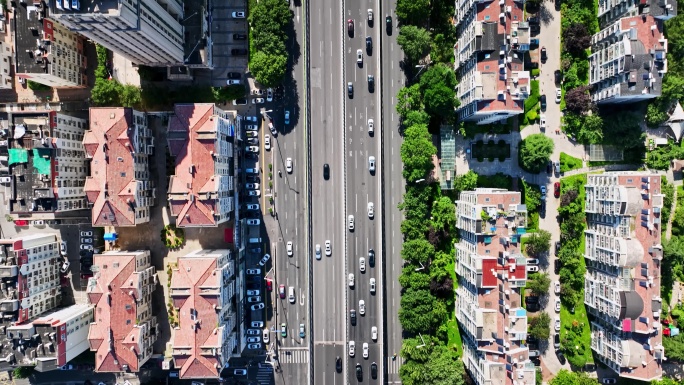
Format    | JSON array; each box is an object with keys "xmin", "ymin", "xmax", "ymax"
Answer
[
  {"xmin": 83, "ymin": 108, "xmax": 155, "ymax": 227},
  {"xmin": 454, "ymin": 0, "xmax": 531, "ymax": 124},
  {"xmin": 170, "ymin": 249, "xmax": 239, "ymax": 379},
  {"xmin": 167, "ymin": 104, "xmax": 237, "ymax": 228},
  {"xmin": 49, "ymin": 0, "xmax": 184, "ymax": 67},
  {"xmin": 14, "ymin": 4, "xmax": 87, "ymax": 88},
  {"xmin": 584, "ymin": 172, "xmax": 665, "ymax": 381},
  {"xmin": 0, "ymin": 110, "xmax": 88, "ymax": 215},
  {"xmin": 589, "ymin": 0, "xmax": 676, "ymax": 104},
  {"xmin": 455, "ymin": 188, "xmax": 535, "ymax": 385},
  {"xmin": 0, "ymin": 234, "xmax": 63, "ymax": 325},
  {"xmin": 0, "ymin": 304, "xmax": 94, "ymax": 372},
  {"xmin": 0, "ymin": 41, "xmax": 12, "ymax": 90},
  {"xmin": 87, "ymin": 250, "xmax": 158, "ymax": 373}
]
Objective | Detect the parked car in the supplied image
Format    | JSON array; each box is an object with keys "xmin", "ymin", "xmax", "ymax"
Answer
[
  {"xmin": 526, "ymin": 265, "xmax": 539, "ymax": 272},
  {"xmin": 60, "ymin": 261, "xmax": 70, "ymax": 274},
  {"xmin": 60, "ymin": 242, "xmax": 67, "ymax": 256},
  {"xmin": 554, "ymin": 333, "xmax": 561, "ymax": 348},
  {"xmin": 554, "ymin": 70, "xmax": 563, "ymax": 84},
  {"xmin": 232, "ymin": 11, "xmax": 246, "ymax": 18},
  {"xmin": 80, "ymin": 231, "xmax": 93, "ymax": 237},
  {"xmin": 554, "ymin": 182, "xmax": 560, "ymax": 198},
  {"xmin": 554, "ymin": 281, "xmax": 561, "ymax": 294},
  {"xmin": 526, "ymin": 258, "xmax": 539, "ymax": 265},
  {"xmin": 555, "ymin": 88, "xmax": 562, "ymax": 103},
  {"xmin": 554, "ymin": 317, "xmax": 561, "ymax": 331},
  {"xmin": 541, "ymin": 46, "xmax": 547, "ymax": 62},
  {"xmin": 555, "ymin": 298, "xmax": 561, "ymax": 312},
  {"xmin": 281, "ymin": 323, "xmax": 287, "ymax": 337},
  {"xmin": 540, "ymin": 94, "xmax": 547, "ymax": 110},
  {"xmin": 258, "ymin": 254, "xmax": 271, "ymax": 266}
]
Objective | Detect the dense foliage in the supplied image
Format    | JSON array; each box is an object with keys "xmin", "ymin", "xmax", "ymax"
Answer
[
  {"xmin": 518, "ymin": 134, "xmax": 554, "ymax": 173},
  {"xmin": 248, "ymin": 0, "xmax": 292, "ymax": 86}
]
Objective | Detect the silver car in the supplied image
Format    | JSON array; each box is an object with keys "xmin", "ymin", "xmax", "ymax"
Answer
[{"xmin": 368, "ymin": 156, "xmax": 376, "ymax": 172}]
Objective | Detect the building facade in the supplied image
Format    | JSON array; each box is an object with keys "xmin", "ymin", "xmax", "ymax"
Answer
[
  {"xmin": 87, "ymin": 250, "xmax": 158, "ymax": 373},
  {"xmin": 167, "ymin": 104, "xmax": 237, "ymax": 228},
  {"xmin": 589, "ymin": 0, "xmax": 676, "ymax": 104},
  {"xmin": 49, "ymin": 0, "xmax": 184, "ymax": 66},
  {"xmin": 584, "ymin": 172, "xmax": 665, "ymax": 381},
  {"xmin": 454, "ymin": 0, "xmax": 531, "ymax": 124},
  {"xmin": 14, "ymin": 5, "xmax": 87, "ymax": 88},
  {"xmin": 83, "ymin": 107, "xmax": 155, "ymax": 227},
  {"xmin": 0, "ymin": 41, "xmax": 12, "ymax": 90},
  {"xmin": 0, "ymin": 110, "xmax": 88, "ymax": 215},
  {"xmin": 455, "ymin": 188, "xmax": 535, "ymax": 385},
  {"xmin": 170, "ymin": 249, "xmax": 239, "ymax": 379}
]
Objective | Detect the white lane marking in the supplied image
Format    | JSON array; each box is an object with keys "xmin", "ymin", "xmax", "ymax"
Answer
[
  {"xmin": 356, "ymin": 193, "xmax": 358, "ymax": 213},
  {"xmin": 391, "ymin": 60, "xmax": 393, "ymax": 70}
]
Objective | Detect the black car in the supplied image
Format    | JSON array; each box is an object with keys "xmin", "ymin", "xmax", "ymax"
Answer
[
  {"xmin": 350, "ymin": 309, "xmax": 357, "ymax": 325},
  {"xmin": 554, "ymin": 333, "xmax": 561, "ymax": 348},
  {"xmin": 336, "ymin": 356, "xmax": 342, "ymax": 372},
  {"xmin": 368, "ymin": 249, "xmax": 375, "ymax": 267},
  {"xmin": 541, "ymin": 47, "xmax": 548, "ymax": 63},
  {"xmin": 557, "ymin": 350, "xmax": 566, "ymax": 364},
  {"xmin": 233, "ymin": 33, "xmax": 247, "ymax": 40},
  {"xmin": 245, "ymin": 153, "xmax": 258, "ymax": 160},
  {"xmin": 231, "ymin": 48, "xmax": 248, "ymax": 55},
  {"xmin": 228, "ymin": 72, "xmax": 242, "ymax": 79},
  {"xmin": 246, "ymin": 175, "xmax": 260, "ymax": 183},
  {"xmin": 540, "ymin": 94, "xmax": 547, "ymax": 110},
  {"xmin": 356, "ymin": 364, "xmax": 363, "ymax": 380},
  {"xmin": 525, "ymin": 296, "xmax": 539, "ymax": 304},
  {"xmin": 347, "ymin": 82, "xmax": 353, "ymax": 98},
  {"xmin": 386, "ymin": 15, "xmax": 392, "ymax": 32},
  {"xmin": 366, "ymin": 36, "xmax": 372, "ymax": 52},
  {"xmin": 554, "ymin": 70, "xmax": 563, "ymax": 84},
  {"xmin": 249, "ymin": 247, "xmax": 262, "ymax": 254},
  {"xmin": 527, "ymin": 335, "xmax": 539, "ymax": 344},
  {"xmin": 531, "ymin": 24, "xmax": 540, "ymax": 33},
  {"xmin": 554, "ymin": 259, "xmax": 561, "ymax": 274},
  {"xmin": 323, "ymin": 163, "xmax": 330, "ymax": 179},
  {"xmin": 246, "ymin": 283, "xmax": 261, "ymax": 290},
  {"xmin": 368, "ymin": 75, "xmax": 375, "ymax": 92},
  {"xmin": 528, "ymin": 16, "xmax": 540, "ymax": 24},
  {"xmin": 371, "ymin": 362, "xmax": 377, "ymax": 379},
  {"xmin": 247, "ymin": 138, "xmax": 258, "ymax": 145},
  {"xmin": 555, "ymin": 241, "xmax": 561, "ymax": 255},
  {"xmin": 527, "ymin": 302, "xmax": 541, "ymax": 312}
]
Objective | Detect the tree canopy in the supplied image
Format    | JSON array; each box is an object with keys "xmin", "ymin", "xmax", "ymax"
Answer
[
  {"xmin": 528, "ymin": 311, "xmax": 551, "ymax": 340},
  {"xmin": 400, "ymin": 338, "xmax": 466, "ymax": 385},
  {"xmin": 397, "ymin": 26, "xmax": 432, "ymax": 64},
  {"xmin": 518, "ymin": 134, "xmax": 554, "ymax": 173},
  {"xmin": 395, "ymin": 0, "xmax": 431, "ymax": 26},
  {"xmin": 527, "ymin": 272, "xmax": 551, "ymax": 296},
  {"xmin": 399, "ymin": 288, "xmax": 447, "ymax": 333},
  {"xmin": 400, "ymin": 124, "xmax": 436, "ymax": 182},
  {"xmin": 549, "ymin": 370, "xmax": 598, "ymax": 385},
  {"xmin": 248, "ymin": 0, "xmax": 292, "ymax": 86},
  {"xmin": 525, "ymin": 230, "xmax": 552, "ymax": 256}
]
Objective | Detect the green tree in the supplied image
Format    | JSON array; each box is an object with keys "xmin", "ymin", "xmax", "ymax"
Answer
[
  {"xmin": 528, "ymin": 311, "xmax": 551, "ymax": 340},
  {"xmin": 396, "ymin": 84, "xmax": 423, "ymax": 118},
  {"xmin": 429, "ymin": 251, "xmax": 453, "ymax": 283},
  {"xmin": 397, "ymin": 26, "xmax": 432, "ymax": 64},
  {"xmin": 91, "ymin": 78, "xmax": 123, "ymax": 106},
  {"xmin": 27, "ymin": 80, "xmax": 51, "ymax": 91},
  {"xmin": 430, "ymin": 196, "xmax": 456, "ymax": 235},
  {"xmin": 527, "ymin": 272, "xmax": 551, "ymax": 296},
  {"xmin": 549, "ymin": 370, "xmax": 598, "ymax": 385},
  {"xmin": 525, "ymin": 230, "xmax": 552, "ymax": 256},
  {"xmin": 663, "ymin": 328, "xmax": 684, "ymax": 362},
  {"xmin": 399, "ymin": 288, "xmax": 447, "ymax": 333},
  {"xmin": 401, "ymin": 218, "xmax": 429, "ymax": 240},
  {"xmin": 401, "ymin": 238, "xmax": 435, "ymax": 265},
  {"xmin": 12, "ymin": 366, "xmax": 35, "ymax": 379},
  {"xmin": 395, "ymin": 0, "xmax": 430, "ymax": 26},
  {"xmin": 400, "ymin": 124, "xmax": 436, "ymax": 182},
  {"xmin": 250, "ymin": 52, "xmax": 288, "ymax": 87},
  {"xmin": 663, "ymin": 74, "xmax": 684, "ymax": 101},
  {"xmin": 398, "ymin": 266, "xmax": 432, "ymax": 290},
  {"xmin": 400, "ymin": 339, "xmax": 466, "ymax": 385},
  {"xmin": 403, "ymin": 110, "xmax": 430, "ymax": 127},
  {"xmin": 518, "ymin": 134, "xmax": 554, "ymax": 173},
  {"xmin": 423, "ymin": 85, "xmax": 455, "ymax": 119},
  {"xmin": 453, "ymin": 170, "xmax": 478, "ymax": 193},
  {"xmin": 213, "ymin": 85, "xmax": 247, "ymax": 101},
  {"xmin": 419, "ymin": 63, "xmax": 458, "ymax": 91},
  {"xmin": 120, "ymin": 84, "xmax": 141, "ymax": 108}
]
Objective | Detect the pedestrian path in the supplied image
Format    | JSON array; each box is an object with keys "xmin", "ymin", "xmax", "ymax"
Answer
[
  {"xmin": 278, "ymin": 348, "xmax": 310, "ymax": 364},
  {"xmin": 256, "ymin": 364, "xmax": 274, "ymax": 385},
  {"xmin": 386, "ymin": 356, "xmax": 402, "ymax": 374}
]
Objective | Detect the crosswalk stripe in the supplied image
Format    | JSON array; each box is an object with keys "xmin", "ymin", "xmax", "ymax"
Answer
[
  {"xmin": 386, "ymin": 357, "xmax": 403, "ymax": 373},
  {"xmin": 278, "ymin": 349, "xmax": 310, "ymax": 364}
]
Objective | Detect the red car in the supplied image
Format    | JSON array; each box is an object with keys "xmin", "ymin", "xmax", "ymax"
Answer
[
  {"xmin": 348, "ymin": 19, "xmax": 354, "ymax": 36},
  {"xmin": 279, "ymin": 284, "xmax": 286, "ymax": 299},
  {"xmin": 266, "ymin": 279, "xmax": 272, "ymax": 291},
  {"xmin": 554, "ymin": 182, "xmax": 560, "ymax": 198}
]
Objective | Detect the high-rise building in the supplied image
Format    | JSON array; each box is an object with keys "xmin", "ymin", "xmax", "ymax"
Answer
[
  {"xmin": 0, "ymin": 110, "xmax": 89, "ymax": 215},
  {"xmin": 87, "ymin": 250, "xmax": 158, "ymax": 373},
  {"xmin": 584, "ymin": 172, "xmax": 665, "ymax": 381},
  {"xmin": 167, "ymin": 104, "xmax": 238, "ymax": 228},
  {"xmin": 49, "ymin": 0, "xmax": 184, "ymax": 66},
  {"xmin": 83, "ymin": 107, "xmax": 155, "ymax": 227},
  {"xmin": 170, "ymin": 249, "xmax": 239, "ymax": 378},
  {"xmin": 454, "ymin": 0, "xmax": 531, "ymax": 124},
  {"xmin": 455, "ymin": 188, "xmax": 535, "ymax": 385}
]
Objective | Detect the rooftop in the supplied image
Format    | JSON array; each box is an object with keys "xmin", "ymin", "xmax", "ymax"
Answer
[{"xmin": 13, "ymin": 2, "xmax": 50, "ymax": 75}]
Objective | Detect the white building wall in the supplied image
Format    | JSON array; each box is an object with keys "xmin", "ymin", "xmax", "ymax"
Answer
[
  {"xmin": 0, "ymin": 42, "xmax": 12, "ymax": 90},
  {"xmin": 54, "ymin": 114, "xmax": 88, "ymax": 212}
]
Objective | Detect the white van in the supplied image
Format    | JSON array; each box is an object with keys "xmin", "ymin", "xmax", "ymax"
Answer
[{"xmin": 288, "ymin": 287, "xmax": 295, "ymax": 303}]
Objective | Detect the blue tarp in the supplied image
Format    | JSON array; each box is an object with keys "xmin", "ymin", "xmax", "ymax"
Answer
[{"xmin": 104, "ymin": 233, "xmax": 118, "ymax": 241}]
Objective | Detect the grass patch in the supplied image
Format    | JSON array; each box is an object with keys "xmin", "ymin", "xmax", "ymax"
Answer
[
  {"xmin": 461, "ymin": 119, "xmax": 513, "ymax": 139},
  {"xmin": 476, "ymin": 172, "xmax": 513, "ymax": 190},
  {"xmin": 445, "ymin": 315, "xmax": 463, "ymax": 357},
  {"xmin": 471, "ymin": 139, "xmax": 511, "ymax": 162},
  {"xmin": 522, "ymin": 80, "xmax": 541, "ymax": 126},
  {"xmin": 559, "ymin": 152, "xmax": 583, "ymax": 172}
]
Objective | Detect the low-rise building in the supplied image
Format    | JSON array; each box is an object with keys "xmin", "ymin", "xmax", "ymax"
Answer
[
  {"xmin": 0, "ymin": 110, "xmax": 88, "ymax": 215},
  {"xmin": 167, "ymin": 104, "xmax": 238, "ymax": 228},
  {"xmin": 584, "ymin": 172, "xmax": 665, "ymax": 381},
  {"xmin": 83, "ymin": 108, "xmax": 155, "ymax": 227},
  {"xmin": 455, "ymin": 188, "xmax": 535, "ymax": 385},
  {"xmin": 14, "ymin": 4, "xmax": 87, "ymax": 88},
  {"xmin": 0, "ymin": 41, "xmax": 12, "ymax": 90},
  {"xmin": 170, "ymin": 249, "xmax": 239, "ymax": 379},
  {"xmin": 86, "ymin": 250, "xmax": 158, "ymax": 373}
]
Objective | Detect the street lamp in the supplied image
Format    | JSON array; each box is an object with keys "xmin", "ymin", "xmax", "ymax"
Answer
[
  {"xmin": 416, "ymin": 333, "xmax": 426, "ymax": 348},
  {"xmin": 414, "ymin": 178, "xmax": 425, "ymax": 184},
  {"xmin": 414, "ymin": 262, "xmax": 426, "ymax": 272}
]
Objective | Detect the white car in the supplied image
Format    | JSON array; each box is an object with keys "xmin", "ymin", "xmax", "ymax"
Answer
[
  {"xmin": 284, "ymin": 110, "xmax": 290, "ymax": 125},
  {"xmin": 251, "ymin": 89, "xmax": 264, "ymax": 96},
  {"xmin": 602, "ymin": 379, "xmax": 617, "ymax": 384},
  {"xmin": 357, "ymin": 49, "xmax": 363, "ymax": 64},
  {"xmin": 248, "ymin": 190, "xmax": 261, "ymax": 197},
  {"xmin": 246, "ymin": 328, "xmax": 260, "ymax": 335},
  {"xmin": 315, "ymin": 244, "xmax": 322, "ymax": 260},
  {"xmin": 363, "ymin": 343, "xmax": 369, "ymax": 359},
  {"xmin": 370, "ymin": 278, "xmax": 376, "ymax": 294},
  {"xmin": 252, "ymin": 98, "xmax": 265, "ymax": 104},
  {"xmin": 227, "ymin": 79, "xmax": 241, "ymax": 85},
  {"xmin": 287, "ymin": 241, "xmax": 293, "ymax": 256},
  {"xmin": 526, "ymin": 258, "xmax": 539, "ymax": 265},
  {"xmin": 289, "ymin": 287, "xmax": 296, "ymax": 303},
  {"xmin": 251, "ymin": 321, "xmax": 264, "ymax": 328},
  {"xmin": 267, "ymin": 88, "xmax": 273, "ymax": 102},
  {"xmin": 554, "ymin": 281, "xmax": 561, "ymax": 294},
  {"xmin": 348, "ymin": 215, "xmax": 355, "ymax": 230},
  {"xmin": 371, "ymin": 326, "xmax": 377, "ymax": 341},
  {"xmin": 245, "ymin": 125, "xmax": 258, "ymax": 131},
  {"xmin": 246, "ymin": 204, "xmax": 260, "ymax": 211},
  {"xmin": 286, "ymin": 158, "xmax": 293, "ymax": 173},
  {"xmin": 368, "ymin": 118, "xmax": 374, "ymax": 134},
  {"xmin": 368, "ymin": 156, "xmax": 375, "ymax": 172},
  {"xmin": 556, "ymin": 88, "xmax": 562, "ymax": 103},
  {"xmin": 247, "ymin": 290, "xmax": 260, "ymax": 296},
  {"xmin": 359, "ymin": 257, "xmax": 366, "ymax": 272},
  {"xmin": 359, "ymin": 300, "xmax": 365, "ymax": 315},
  {"xmin": 60, "ymin": 261, "xmax": 70, "ymax": 274},
  {"xmin": 539, "ymin": 114, "xmax": 546, "ymax": 130},
  {"xmin": 247, "ymin": 296, "xmax": 261, "ymax": 303},
  {"xmin": 554, "ymin": 317, "xmax": 561, "ymax": 331},
  {"xmin": 232, "ymin": 11, "xmax": 246, "ymax": 18},
  {"xmin": 263, "ymin": 328, "xmax": 270, "ymax": 344},
  {"xmin": 367, "ymin": 202, "xmax": 374, "ymax": 218},
  {"xmin": 247, "ymin": 336, "xmax": 261, "ymax": 343},
  {"xmin": 251, "ymin": 303, "xmax": 265, "ymax": 310},
  {"xmin": 325, "ymin": 240, "xmax": 331, "ymax": 256},
  {"xmin": 245, "ymin": 146, "xmax": 259, "ymax": 153},
  {"xmin": 264, "ymin": 135, "xmax": 271, "ymax": 150},
  {"xmin": 555, "ymin": 298, "xmax": 561, "ymax": 313},
  {"xmin": 247, "ymin": 343, "xmax": 261, "ymax": 349},
  {"xmin": 349, "ymin": 341, "xmax": 355, "ymax": 356},
  {"xmin": 348, "ymin": 273, "xmax": 355, "ymax": 287},
  {"xmin": 246, "ymin": 183, "xmax": 260, "ymax": 189},
  {"xmin": 60, "ymin": 241, "xmax": 67, "ymax": 256},
  {"xmin": 258, "ymin": 254, "xmax": 271, "ymax": 267},
  {"xmin": 80, "ymin": 244, "xmax": 93, "ymax": 251},
  {"xmin": 526, "ymin": 265, "xmax": 539, "ymax": 272},
  {"xmin": 246, "ymin": 219, "xmax": 260, "ymax": 226},
  {"xmin": 81, "ymin": 238, "xmax": 93, "ymax": 244},
  {"xmin": 60, "ymin": 364, "xmax": 74, "ymax": 370},
  {"xmin": 80, "ymin": 231, "xmax": 93, "ymax": 237},
  {"xmin": 246, "ymin": 268, "xmax": 261, "ymax": 275}
]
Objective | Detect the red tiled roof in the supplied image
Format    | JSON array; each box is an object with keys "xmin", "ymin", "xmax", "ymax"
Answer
[
  {"xmin": 84, "ymin": 108, "xmax": 143, "ymax": 227},
  {"xmin": 171, "ymin": 257, "xmax": 223, "ymax": 378},
  {"xmin": 88, "ymin": 253, "xmax": 144, "ymax": 373},
  {"xmin": 620, "ymin": 15, "xmax": 665, "ymax": 53},
  {"xmin": 168, "ymin": 104, "xmax": 220, "ymax": 228}
]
